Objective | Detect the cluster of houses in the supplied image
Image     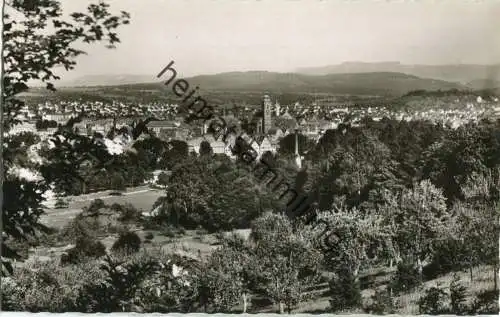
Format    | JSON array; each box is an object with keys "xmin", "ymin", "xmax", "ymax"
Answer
[
  {"xmin": 31, "ymin": 100, "xmax": 180, "ymax": 120},
  {"xmin": 9, "ymin": 94, "xmax": 500, "ymax": 156}
]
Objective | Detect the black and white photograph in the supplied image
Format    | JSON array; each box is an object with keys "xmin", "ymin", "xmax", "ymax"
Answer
[{"xmin": 1, "ymin": 0, "xmax": 499, "ymax": 315}]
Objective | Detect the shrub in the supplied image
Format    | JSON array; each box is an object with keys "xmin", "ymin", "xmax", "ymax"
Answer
[
  {"xmin": 6, "ymin": 259, "xmax": 106, "ymax": 312},
  {"xmin": 161, "ymin": 226, "xmax": 177, "ymax": 238},
  {"xmin": 449, "ymin": 274, "xmax": 468, "ymax": 315},
  {"xmin": 389, "ymin": 262, "xmax": 421, "ymax": 295},
  {"xmin": 87, "ymin": 199, "xmax": 106, "ymax": 213},
  {"xmin": 110, "ymin": 203, "xmax": 143, "ymax": 224},
  {"xmin": 58, "ymin": 216, "xmax": 94, "ymax": 243},
  {"xmin": 470, "ymin": 289, "xmax": 499, "ymax": 314},
  {"xmin": 110, "ymin": 203, "xmax": 124, "ymax": 212},
  {"xmin": 144, "ymin": 232, "xmax": 154, "ymax": 240},
  {"xmin": 74, "ymin": 254, "xmax": 161, "ymax": 312},
  {"xmin": 364, "ymin": 288, "xmax": 396, "ymax": 315},
  {"xmin": 424, "ymin": 240, "xmax": 468, "ymax": 279},
  {"xmin": 1, "ymin": 277, "xmax": 19, "ymax": 311},
  {"xmin": 61, "ymin": 237, "xmax": 107, "ymax": 265},
  {"xmin": 117, "ymin": 203, "xmax": 142, "ymax": 223},
  {"xmin": 418, "ymin": 286, "xmax": 449, "ymax": 315},
  {"xmin": 111, "ymin": 231, "xmax": 142, "ymax": 255},
  {"xmin": 329, "ymin": 269, "xmax": 362, "ymax": 312}
]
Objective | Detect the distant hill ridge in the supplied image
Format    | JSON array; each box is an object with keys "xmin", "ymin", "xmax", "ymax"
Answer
[
  {"xmin": 296, "ymin": 62, "xmax": 500, "ymax": 88},
  {"xmin": 55, "ymin": 69, "xmax": 483, "ymax": 96},
  {"xmin": 181, "ymin": 71, "xmax": 465, "ymax": 96}
]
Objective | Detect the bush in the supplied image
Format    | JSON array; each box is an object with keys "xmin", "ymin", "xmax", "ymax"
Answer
[
  {"xmin": 61, "ymin": 237, "xmax": 107, "ymax": 265},
  {"xmin": 470, "ymin": 289, "xmax": 499, "ymax": 314},
  {"xmin": 144, "ymin": 232, "xmax": 154, "ymax": 240},
  {"xmin": 389, "ymin": 262, "xmax": 421, "ymax": 295},
  {"xmin": 111, "ymin": 231, "xmax": 142, "ymax": 255},
  {"xmin": 6, "ymin": 259, "xmax": 106, "ymax": 312},
  {"xmin": 161, "ymin": 226, "xmax": 178, "ymax": 238},
  {"xmin": 58, "ymin": 216, "xmax": 94, "ymax": 243},
  {"xmin": 110, "ymin": 203, "xmax": 142, "ymax": 223},
  {"xmin": 119, "ymin": 204, "xmax": 142, "ymax": 223},
  {"xmin": 329, "ymin": 269, "xmax": 362, "ymax": 312},
  {"xmin": 424, "ymin": 240, "xmax": 468, "ymax": 279},
  {"xmin": 87, "ymin": 199, "xmax": 106, "ymax": 213},
  {"xmin": 418, "ymin": 286, "xmax": 449, "ymax": 315},
  {"xmin": 450, "ymin": 274, "xmax": 468, "ymax": 315},
  {"xmin": 73, "ymin": 254, "xmax": 161, "ymax": 312},
  {"xmin": 363, "ymin": 288, "xmax": 396, "ymax": 315}
]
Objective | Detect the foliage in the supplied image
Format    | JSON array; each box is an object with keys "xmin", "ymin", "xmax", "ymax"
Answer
[
  {"xmin": 74, "ymin": 254, "xmax": 160, "ymax": 312},
  {"xmin": 250, "ymin": 213, "xmax": 323, "ymax": 313},
  {"xmin": 2, "ymin": 173, "xmax": 51, "ymax": 275},
  {"xmin": 153, "ymin": 155, "xmax": 280, "ymax": 232},
  {"xmin": 61, "ymin": 236, "xmax": 107, "ymax": 265},
  {"xmin": 157, "ymin": 172, "xmax": 170, "ymax": 187},
  {"xmin": 470, "ymin": 289, "xmax": 499, "ymax": 315},
  {"xmin": 363, "ymin": 288, "xmax": 396, "ymax": 315},
  {"xmin": 449, "ymin": 274, "xmax": 468, "ymax": 315},
  {"xmin": 110, "ymin": 172, "xmax": 126, "ymax": 191},
  {"xmin": 2, "ymin": 0, "xmax": 130, "ymax": 274},
  {"xmin": 328, "ymin": 268, "xmax": 362, "ymax": 312},
  {"xmin": 417, "ymin": 286, "xmax": 449, "ymax": 315},
  {"xmin": 87, "ymin": 199, "xmax": 106, "ymax": 214},
  {"xmin": 110, "ymin": 203, "xmax": 142, "ymax": 223},
  {"xmin": 2, "ymin": 259, "xmax": 106, "ymax": 312},
  {"xmin": 278, "ymin": 132, "xmax": 314, "ymax": 156},
  {"xmin": 111, "ymin": 231, "xmax": 142, "ymax": 255},
  {"xmin": 314, "ymin": 206, "xmax": 391, "ymax": 278},
  {"xmin": 381, "ymin": 180, "xmax": 453, "ymax": 276},
  {"xmin": 311, "ymin": 126, "xmax": 404, "ymax": 210},
  {"xmin": 197, "ymin": 242, "xmax": 246, "ymax": 312},
  {"xmin": 199, "ymin": 140, "xmax": 214, "ymax": 157},
  {"xmin": 389, "ymin": 261, "xmax": 421, "ymax": 295}
]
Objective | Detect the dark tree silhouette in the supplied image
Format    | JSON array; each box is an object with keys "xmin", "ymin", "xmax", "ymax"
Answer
[{"xmin": 1, "ymin": 0, "xmax": 130, "ymax": 275}]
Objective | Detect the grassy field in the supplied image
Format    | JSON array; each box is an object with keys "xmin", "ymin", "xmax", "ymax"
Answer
[{"xmin": 40, "ymin": 186, "xmax": 164, "ymax": 229}]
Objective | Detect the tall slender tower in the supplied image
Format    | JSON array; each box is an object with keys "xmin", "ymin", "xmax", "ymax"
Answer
[
  {"xmin": 294, "ymin": 128, "xmax": 302, "ymax": 169},
  {"xmin": 262, "ymin": 95, "xmax": 272, "ymax": 134}
]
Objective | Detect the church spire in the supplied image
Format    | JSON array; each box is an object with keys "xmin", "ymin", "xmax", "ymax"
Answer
[{"xmin": 294, "ymin": 128, "xmax": 302, "ymax": 169}]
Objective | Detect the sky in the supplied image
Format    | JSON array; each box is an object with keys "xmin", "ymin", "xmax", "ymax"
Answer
[{"xmin": 36, "ymin": 0, "xmax": 500, "ymax": 80}]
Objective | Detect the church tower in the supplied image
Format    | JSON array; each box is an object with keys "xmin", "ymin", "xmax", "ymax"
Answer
[
  {"xmin": 262, "ymin": 94, "xmax": 272, "ymax": 134},
  {"xmin": 294, "ymin": 128, "xmax": 302, "ymax": 169}
]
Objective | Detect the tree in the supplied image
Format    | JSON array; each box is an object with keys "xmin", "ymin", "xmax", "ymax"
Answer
[
  {"xmin": 157, "ymin": 172, "xmax": 170, "ymax": 187},
  {"xmin": 110, "ymin": 172, "xmax": 126, "ymax": 191},
  {"xmin": 249, "ymin": 213, "xmax": 323, "ymax": 314},
  {"xmin": 1, "ymin": 0, "xmax": 130, "ymax": 275},
  {"xmin": 458, "ymin": 168, "xmax": 500, "ymax": 286},
  {"xmin": 314, "ymin": 206, "xmax": 391, "ymax": 281},
  {"xmin": 153, "ymin": 155, "xmax": 279, "ymax": 231},
  {"xmin": 313, "ymin": 128, "xmax": 402, "ymax": 210},
  {"xmin": 381, "ymin": 180, "xmax": 454, "ymax": 279},
  {"xmin": 199, "ymin": 141, "xmax": 213, "ymax": 157},
  {"xmin": 278, "ymin": 132, "xmax": 313, "ymax": 157},
  {"xmin": 198, "ymin": 237, "xmax": 248, "ymax": 312}
]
